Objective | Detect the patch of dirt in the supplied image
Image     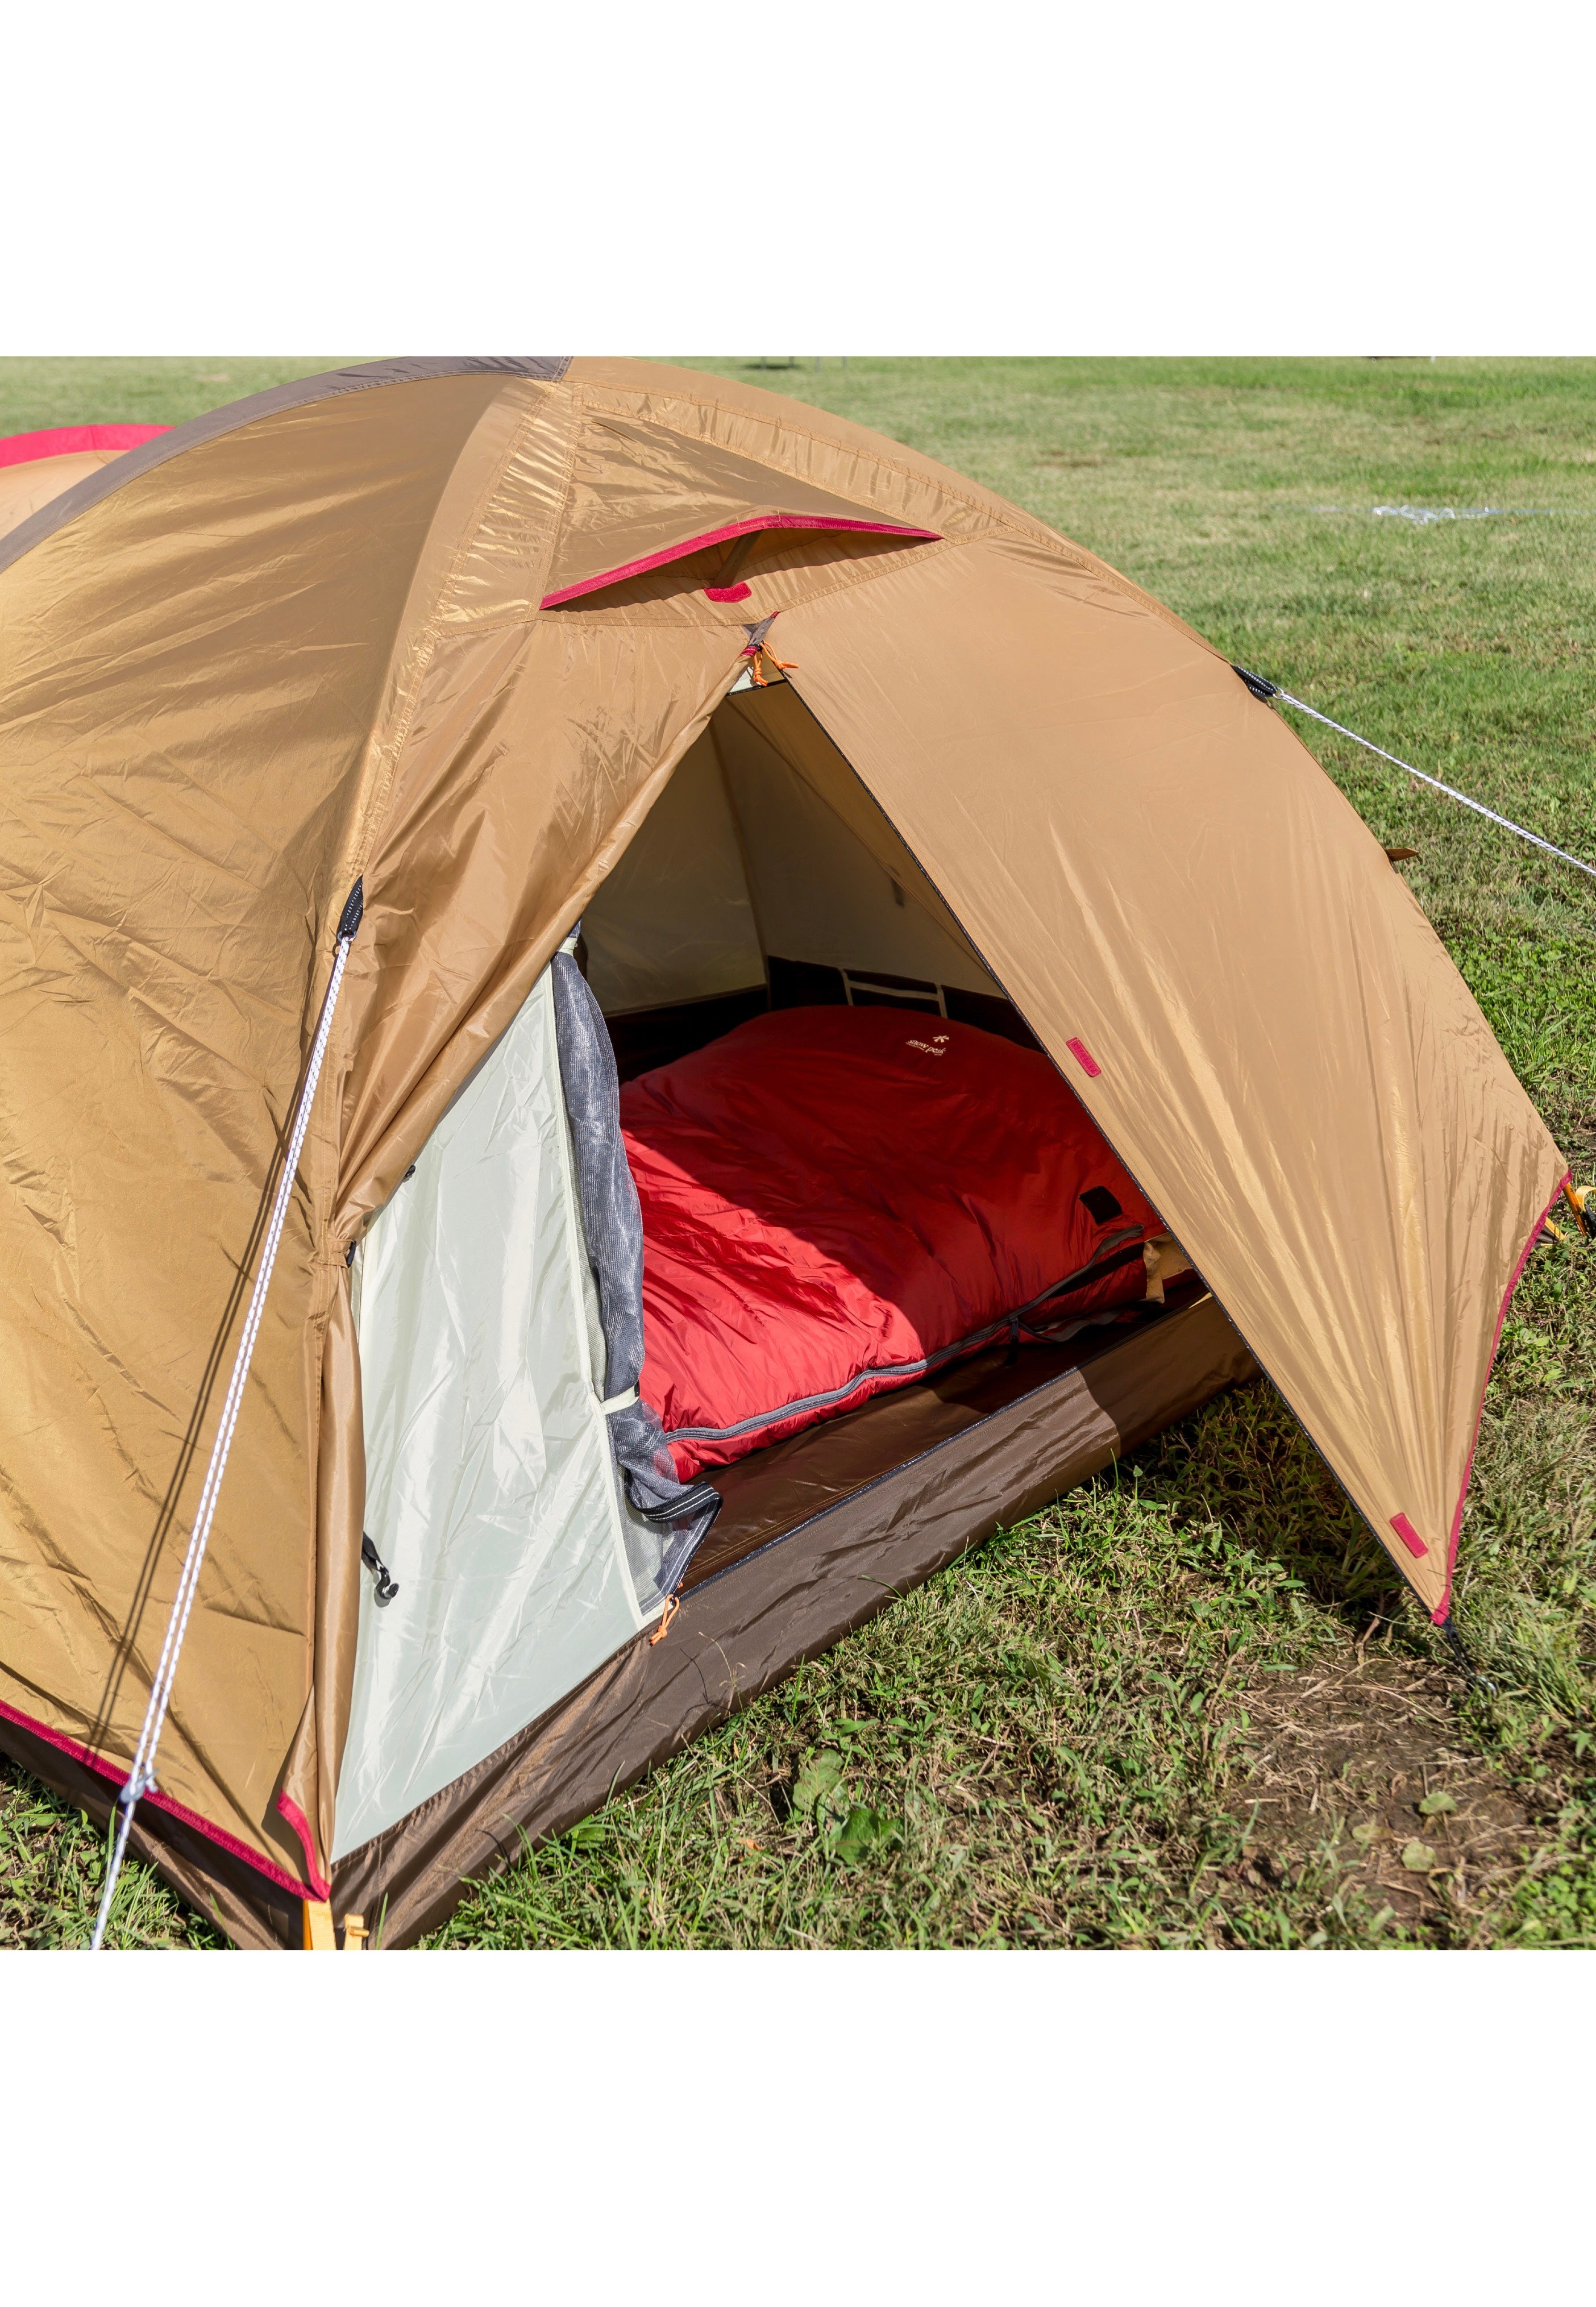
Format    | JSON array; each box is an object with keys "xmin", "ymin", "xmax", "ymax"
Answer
[{"xmin": 1225, "ymin": 1652, "xmax": 1532, "ymax": 1932}]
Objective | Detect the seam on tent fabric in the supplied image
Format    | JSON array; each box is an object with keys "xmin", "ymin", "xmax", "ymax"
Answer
[
  {"xmin": 0, "ymin": 357, "xmax": 571, "ymax": 581},
  {"xmin": 684, "ymin": 1296, "xmax": 1204, "ymax": 1601},
  {"xmin": 343, "ymin": 389, "xmax": 574, "ymax": 900},
  {"xmin": 322, "ymin": 400, "xmax": 580, "ymax": 1188},
  {"xmin": 0, "ymin": 1694, "xmax": 324, "ymax": 1899},
  {"xmin": 572, "ymin": 378, "xmax": 1054, "ymax": 546},
  {"xmin": 1433, "ymin": 1170, "xmax": 1569, "ymax": 1627}
]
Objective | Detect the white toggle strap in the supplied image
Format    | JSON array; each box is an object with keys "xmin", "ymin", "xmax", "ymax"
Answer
[
  {"xmin": 559, "ymin": 928, "xmax": 581, "ymax": 954},
  {"xmin": 600, "ymin": 1385, "xmax": 639, "ymax": 1415}
]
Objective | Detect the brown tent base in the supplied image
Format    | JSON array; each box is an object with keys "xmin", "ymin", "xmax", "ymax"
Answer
[{"xmin": 1, "ymin": 1288, "xmax": 1253, "ymax": 1949}]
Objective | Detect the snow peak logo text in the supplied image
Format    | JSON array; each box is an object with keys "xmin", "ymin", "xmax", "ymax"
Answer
[{"xmin": 906, "ymin": 1033, "xmax": 950, "ymax": 1057}]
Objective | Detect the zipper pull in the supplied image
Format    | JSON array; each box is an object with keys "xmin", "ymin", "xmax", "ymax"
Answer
[{"xmin": 361, "ymin": 1533, "xmax": 400, "ymax": 1606}]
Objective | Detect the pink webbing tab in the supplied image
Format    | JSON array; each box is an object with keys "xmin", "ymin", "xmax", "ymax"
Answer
[
  {"xmin": 1389, "ymin": 1513, "xmax": 1429, "ymax": 1560},
  {"xmin": 1065, "ymin": 1038, "xmax": 1102, "ymax": 1079}
]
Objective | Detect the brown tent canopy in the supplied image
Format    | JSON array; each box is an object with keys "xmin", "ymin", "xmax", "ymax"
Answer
[{"xmin": 0, "ymin": 359, "xmax": 1564, "ymax": 1948}]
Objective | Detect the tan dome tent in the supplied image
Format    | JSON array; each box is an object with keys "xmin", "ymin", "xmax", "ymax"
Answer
[{"xmin": 0, "ymin": 358, "xmax": 1566, "ymax": 1949}]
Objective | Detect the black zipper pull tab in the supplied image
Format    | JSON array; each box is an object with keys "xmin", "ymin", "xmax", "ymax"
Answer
[{"xmin": 361, "ymin": 1532, "xmax": 399, "ymax": 1606}]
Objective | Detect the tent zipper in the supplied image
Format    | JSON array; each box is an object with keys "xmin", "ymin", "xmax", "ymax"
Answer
[{"xmin": 361, "ymin": 1533, "xmax": 400, "ymax": 1606}]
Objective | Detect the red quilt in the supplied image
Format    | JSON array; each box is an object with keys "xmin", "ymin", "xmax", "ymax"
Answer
[{"xmin": 621, "ymin": 1005, "xmax": 1163, "ymax": 1479}]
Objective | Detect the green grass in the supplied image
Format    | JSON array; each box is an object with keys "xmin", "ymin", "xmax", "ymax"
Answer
[{"xmin": 2, "ymin": 358, "xmax": 1593, "ymax": 1949}]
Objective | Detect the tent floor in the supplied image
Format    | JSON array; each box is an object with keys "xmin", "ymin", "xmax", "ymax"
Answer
[{"xmin": 1, "ymin": 1285, "xmax": 1255, "ymax": 1949}]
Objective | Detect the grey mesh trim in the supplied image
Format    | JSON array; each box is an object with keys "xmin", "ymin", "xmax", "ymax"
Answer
[
  {"xmin": 549, "ymin": 932, "xmax": 720, "ymax": 1595},
  {"xmin": 665, "ymin": 1230, "xmax": 1148, "ymax": 1445},
  {"xmin": 0, "ymin": 356, "xmax": 572, "ymax": 579}
]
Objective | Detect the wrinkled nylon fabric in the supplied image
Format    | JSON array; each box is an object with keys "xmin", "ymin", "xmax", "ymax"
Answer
[
  {"xmin": 0, "ymin": 450, "xmax": 128, "ymax": 543},
  {"xmin": 579, "ymin": 726, "xmax": 765, "ymax": 1014},
  {"xmin": 543, "ymin": 405, "xmax": 935, "ymax": 603},
  {"xmin": 0, "ymin": 365, "xmax": 747, "ymax": 1885},
  {"xmin": 712, "ymin": 684, "xmax": 996, "ymax": 988},
  {"xmin": 334, "ymin": 968, "xmax": 642, "ymax": 1857},
  {"xmin": 0, "ymin": 373, "xmax": 518, "ymax": 1880},
  {"xmin": 776, "ymin": 536, "xmax": 1566, "ymax": 1612},
  {"xmin": 622, "ymin": 1007, "xmax": 1161, "ymax": 1478},
  {"xmin": 548, "ymin": 944, "xmax": 720, "ymax": 1579}
]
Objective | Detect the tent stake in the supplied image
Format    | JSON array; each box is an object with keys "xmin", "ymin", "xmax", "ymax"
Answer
[
  {"xmin": 302, "ymin": 1899, "xmax": 336, "ymax": 1951},
  {"xmin": 1439, "ymin": 1608, "xmax": 1493, "ymax": 1696}
]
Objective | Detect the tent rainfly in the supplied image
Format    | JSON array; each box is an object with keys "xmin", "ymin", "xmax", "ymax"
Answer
[
  {"xmin": 0, "ymin": 422, "xmax": 170, "ymax": 544},
  {"xmin": 0, "ymin": 358, "xmax": 1566, "ymax": 1949}
]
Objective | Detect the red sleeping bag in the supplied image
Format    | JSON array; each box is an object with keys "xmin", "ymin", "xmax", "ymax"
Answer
[{"xmin": 620, "ymin": 1005, "xmax": 1163, "ymax": 1481}]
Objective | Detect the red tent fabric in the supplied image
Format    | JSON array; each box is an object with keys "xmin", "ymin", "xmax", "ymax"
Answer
[{"xmin": 0, "ymin": 423, "xmax": 168, "ymax": 469}]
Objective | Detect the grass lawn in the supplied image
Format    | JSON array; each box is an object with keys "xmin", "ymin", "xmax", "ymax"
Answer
[{"xmin": 3, "ymin": 356, "xmax": 1594, "ymax": 1951}]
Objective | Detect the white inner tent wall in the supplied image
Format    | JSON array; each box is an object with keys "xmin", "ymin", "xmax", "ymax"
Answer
[
  {"xmin": 583, "ymin": 679, "xmax": 1008, "ymax": 1019},
  {"xmin": 578, "ymin": 724, "xmax": 764, "ymax": 1015},
  {"xmin": 333, "ymin": 968, "xmax": 646, "ymax": 1860}
]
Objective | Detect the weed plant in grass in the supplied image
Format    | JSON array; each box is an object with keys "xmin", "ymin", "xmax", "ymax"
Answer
[{"xmin": 1, "ymin": 359, "xmax": 1593, "ymax": 1949}]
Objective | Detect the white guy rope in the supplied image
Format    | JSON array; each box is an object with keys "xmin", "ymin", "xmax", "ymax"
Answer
[
  {"xmin": 89, "ymin": 887, "xmax": 361, "ymax": 1950},
  {"xmin": 1273, "ymin": 689, "xmax": 1596, "ymax": 886}
]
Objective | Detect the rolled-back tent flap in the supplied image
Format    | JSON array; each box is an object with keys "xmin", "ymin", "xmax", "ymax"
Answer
[{"xmin": 773, "ymin": 533, "xmax": 1566, "ymax": 1616}]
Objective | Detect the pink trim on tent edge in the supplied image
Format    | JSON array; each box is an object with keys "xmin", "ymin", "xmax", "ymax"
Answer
[
  {"xmin": 0, "ymin": 1691, "xmax": 329, "ymax": 1901},
  {"xmin": 1431, "ymin": 1170, "xmax": 1570, "ymax": 1626},
  {"xmin": 539, "ymin": 513, "xmax": 940, "ymax": 608},
  {"xmin": 273, "ymin": 1790, "xmax": 332, "ymax": 1899},
  {"xmin": 0, "ymin": 423, "xmax": 169, "ymax": 470}
]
